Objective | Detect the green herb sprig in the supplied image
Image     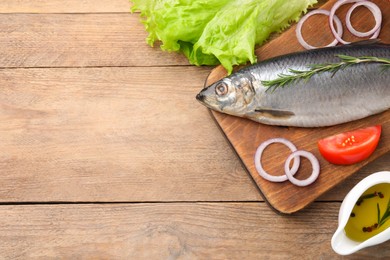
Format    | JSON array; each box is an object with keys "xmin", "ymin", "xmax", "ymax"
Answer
[
  {"xmin": 377, "ymin": 195, "xmax": 390, "ymax": 228},
  {"xmin": 262, "ymin": 55, "xmax": 390, "ymax": 92},
  {"xmin": 355, "ymin": 191, "xmax": 390, "ymax": 233}
]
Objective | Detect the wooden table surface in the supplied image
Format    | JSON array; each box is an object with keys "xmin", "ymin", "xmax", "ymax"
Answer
[{"xmin": 0, "ymin": 0, "xmax": 389, "ymax": 258}]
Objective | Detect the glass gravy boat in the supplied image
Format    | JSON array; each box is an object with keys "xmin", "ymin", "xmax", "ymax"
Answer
[{"xmin": 331, "ymin": 171, "xmax": 390, "ymax": 255}]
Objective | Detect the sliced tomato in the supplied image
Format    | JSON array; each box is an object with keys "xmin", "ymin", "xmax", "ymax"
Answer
[{"xmin": 318, "ymin": 125, "xmax": 381, "ymax": 165}]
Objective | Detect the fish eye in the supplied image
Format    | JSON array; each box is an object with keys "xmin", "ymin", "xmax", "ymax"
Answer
[{"xmin": 215, "ymin": 82, "xmax": 228, "ymax": 96}]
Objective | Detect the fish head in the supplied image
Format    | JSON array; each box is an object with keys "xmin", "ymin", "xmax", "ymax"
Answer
[{"xmin": 196, "ymin": 76, "xmax": 256, "ymax": 116}]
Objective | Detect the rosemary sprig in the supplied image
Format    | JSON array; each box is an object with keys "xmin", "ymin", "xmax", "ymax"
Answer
[
  {"xmin": 377, "ymin": 203, "xmax": 381, "ymax": 227},
  {"xmin": 378, "ymin": 196, "xmax": 390, "ymax": 228},
  {"xmin": 262, "ymin": 55, "xmax": 390, "ymax": 92},
  {"xmin": 358, "ymin": 191, "xmax": 390, "ymax": 233}
]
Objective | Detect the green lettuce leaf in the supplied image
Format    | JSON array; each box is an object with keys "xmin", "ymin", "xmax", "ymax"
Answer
[{"xmin": 131, "ymin": 0, "xmax": 317, "ymax": 74}]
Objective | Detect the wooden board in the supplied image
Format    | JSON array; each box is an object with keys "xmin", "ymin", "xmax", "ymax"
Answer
[{"xmin": 205, "ymin": 0, "xmax": 390, "ymax": 214}]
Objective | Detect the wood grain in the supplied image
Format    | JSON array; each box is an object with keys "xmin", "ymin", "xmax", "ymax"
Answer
[
  {"xmin": 0, "ymin": 14, "xmax": 189, "ymax": 68},
  {"xmin": 0, "ymin": 0, "xmax": 329, "ymax": 14},
  {"xmin": 0, "ymin": 66, "xmax": 261, "ymax": 202},
  {"xmin": 0, "ymin": 0, "xmax": 131, "ymax": 13},
  {"xmin": 205, "ymin": 0, "xmax": 390, "ymax": 213},
  {"xmin": 0, "ymin": 202, "xmax": 388, "ymax": 259}
]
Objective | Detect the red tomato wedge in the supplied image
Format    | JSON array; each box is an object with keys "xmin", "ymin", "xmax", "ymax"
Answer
[{"xmin": 318, "ymin": 125, "xmax": 382, "ymax": 165}]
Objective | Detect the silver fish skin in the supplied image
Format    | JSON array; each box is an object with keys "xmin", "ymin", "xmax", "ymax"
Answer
[{"xmin": 196, "ymin": 42, "xmax": 390, "ymax": 127}]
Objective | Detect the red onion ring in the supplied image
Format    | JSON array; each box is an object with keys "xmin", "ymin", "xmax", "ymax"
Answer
[
  {"xmin": 296, "ymin": 9, "xmax": 343, "ymax": 50},
  {"xmin": 297, "ymin": 0, "xmax": 383, "ymax": 49},
  {"xmin": 254, "ymin": 138, "xmax": 300, "ymax": 182},
  {"xmin": 329, "ymin": 0, "xmax": 381, "ymax": 44},
  {"xmin": 284, "ymin": 150, "xmax": 320, "ymax": 187},
  {"xmin": 345, "ymin": 1, "xmax": 382, "ymax": 38},
  {"xmin": 329, "ymin": 0, "xmax": 365, "ymax": 45}
]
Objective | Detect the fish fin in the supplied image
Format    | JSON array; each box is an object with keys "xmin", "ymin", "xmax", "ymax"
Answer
[{"xmin": 254, "ymin": 108, "xmax": 295, "ymax": 118}]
